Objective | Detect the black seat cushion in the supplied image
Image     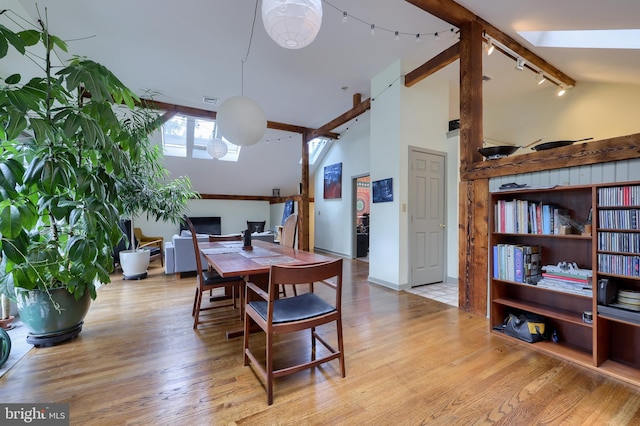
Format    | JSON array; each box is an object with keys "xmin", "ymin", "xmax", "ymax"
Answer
[
  {"xmin": 249, "ymin": 293, "xmax": 336, "ymax": 324},
  {"xmin": 202, "ymin": 270, "xmax": 242, "ymax": 285}
]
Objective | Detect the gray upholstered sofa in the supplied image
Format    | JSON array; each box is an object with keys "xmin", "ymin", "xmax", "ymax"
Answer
[{"xmin": 164, "ymin": 231, "xmax": 276, "ymax": 275}]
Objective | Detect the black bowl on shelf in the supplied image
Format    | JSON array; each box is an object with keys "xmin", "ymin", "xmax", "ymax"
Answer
[{"xmin": 478, "ymin": 145, "xmax": 520, "ymax": 159}]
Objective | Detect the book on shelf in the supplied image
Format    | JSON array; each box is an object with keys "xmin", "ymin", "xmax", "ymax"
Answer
[
  {"xmin": 495, "ymin": 198, "xmax": 574, "ymax": 235},
  {"xmin": 492, "ymin": 244, "xmax": 542, "ymax": 283}
]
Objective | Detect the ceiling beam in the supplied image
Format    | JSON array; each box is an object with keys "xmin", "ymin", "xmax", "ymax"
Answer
[
  {"xmin": 140, "ymin": 99, "xmax": 339, "ymax": 139},
  {"xmin": 405, "ymin": 0, "xmax": 575, "ymax": 87},
  {"xmin": 405, "ymin": 42, "xmax": 460, "ymax": 87},
  {"xmin": 405, "ymin": 0, "xmax": 475, "ymax": 27},
  {"xmin": 304, "ymin": 97, "xmax": 371, "ymax": 142}
]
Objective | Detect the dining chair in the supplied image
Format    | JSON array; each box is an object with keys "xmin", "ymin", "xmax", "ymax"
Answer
[
  {"xmin": 208, "ymin": 234, "xmax": 243, "ymax": 309},
  {"xmin": 243, "ymin": 258, "xmax": 345, "ymax": 405},
  {"xmin": 279, "ymin": 213, "xmax": 299, "ymax": 297},
  {"xmin": 281, "ymin": 213, "xmax": 298, "ymax": 248},
  {"xmin": 186, "ymin": 217, "xmax": 245, "ymax": 329}
]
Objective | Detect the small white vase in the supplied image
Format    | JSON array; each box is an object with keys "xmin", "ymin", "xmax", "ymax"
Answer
[{"xmin": 119, "ymin": 249, "xmax": 151, "ymax": 278}]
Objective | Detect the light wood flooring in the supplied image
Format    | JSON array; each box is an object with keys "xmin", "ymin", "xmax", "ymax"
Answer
[{"xmin": 2, "ymin": 258, "xmax": 640, "ymax": 425}]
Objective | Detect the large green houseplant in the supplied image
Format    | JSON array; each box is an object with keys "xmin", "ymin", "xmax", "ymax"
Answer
[{"xmin": 0, "ymin": 12, "xmax": 195, "ymax": 340}]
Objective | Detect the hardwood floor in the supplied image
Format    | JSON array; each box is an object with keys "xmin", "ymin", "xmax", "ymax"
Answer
[{"xmin": 2, "ymin": 258, "xmax": 640, "ymax": 425}]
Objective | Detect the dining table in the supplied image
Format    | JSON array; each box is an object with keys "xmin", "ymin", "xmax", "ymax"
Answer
[{"xmin": 199, "ymin": 239, "xmax": 335, "ymax": 338}]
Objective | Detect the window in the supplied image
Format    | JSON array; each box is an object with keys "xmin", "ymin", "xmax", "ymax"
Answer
[
  {"xmin": 301, "ymin": 137, "xmax": 330, "ymax": 165},
  {"xmin": 161, "ymin": 114, "xmax": 241, "ymax": 162}
]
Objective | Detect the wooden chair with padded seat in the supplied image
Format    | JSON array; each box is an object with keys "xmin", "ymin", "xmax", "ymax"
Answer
[
  {"xmin": 186, "ymin": 217, "xmax": 245, "ymax": 329},
  {"xmin": 208, "ymin": 233, "xmax": 243, "ymax": 308},
  {"xmin": 243, "ymin": 258, "xmax": 345, "ymax": 405}
]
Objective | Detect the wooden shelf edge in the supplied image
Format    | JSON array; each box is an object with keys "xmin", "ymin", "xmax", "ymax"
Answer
[
  {"xmin": 492, "ymin": 232, "xmax": 592, "ymax": 240},
  {"xmin": 491, "ymin": 330, "xmax": 593, "ymax": 366},
  {"xmin": 597, "ymin": 360, "xmax": 640, "ymax": 387},
  {"xmin": 494, "ymin": 297, "xmax": 592, "ymax": 327},
  {"xmin": 493, "ymin": 280, "xmax": 593, "ymax": 300}
]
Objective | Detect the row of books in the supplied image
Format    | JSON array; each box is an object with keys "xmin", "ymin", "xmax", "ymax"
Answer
[
  {"xmin": 494, "ymin": 199, "xmax": 569, "ymax": 234},
  {"xmin": 598, "ymin": 185, "xmax": 640, "ymax": 207},
  {"xmin": 597, "ymin": 209, "xmax": 640, "ymax": 230},
  {"xmin": 598, "ymin": 253, "xmax": 640, "ymax": 277},
  {"xmin": 598, "ymin": 232, "xmax": 640, "ymax": 254},
  {"xmin": 492, "ymin": 244, "xmax": 542, "ymax": 283}
]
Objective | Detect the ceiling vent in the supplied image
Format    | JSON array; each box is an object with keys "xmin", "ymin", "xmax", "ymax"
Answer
[{"xmin": 202, "ymin": 96, "xmax": 219, "ymax": 105}]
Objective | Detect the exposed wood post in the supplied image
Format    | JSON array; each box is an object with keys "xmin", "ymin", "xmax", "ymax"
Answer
[
  {"xmin": 458, "ymin": 178, "xmax": 489, "ymax": 316},
  {"xmin": 353, "ymin": 93, "xmax": 361, "ymax": 107},
  {"xmin": 459, "ymin": 20, "xmax": 484, "ymax": 167},
  {"xmin": 457, "ymin": 20, "xmax": 487, "ymax": 315},
  {"xmin": 300, "ymin": 131, "xmax": 310, "ymax": 251}
]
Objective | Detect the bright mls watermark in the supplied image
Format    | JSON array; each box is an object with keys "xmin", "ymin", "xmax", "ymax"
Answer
[{"xmin": 1, "ymin": 404, "xmax": 69, "ymax": 425}]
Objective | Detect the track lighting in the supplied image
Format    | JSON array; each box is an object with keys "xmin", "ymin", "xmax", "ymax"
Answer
[
  {"xmin": 557, "ymin": 85, "xmax": 567, "ymax": 96},
  {"xmin": 342, "ymin": 11, "xmax": 348, "ymax": 23},
  {"xmin": 515, "ymin": 57, "xmax": 525, "ymax": 71},
  {"xmin": 486, "ymin": 38, "xmax": 495, "ymax": 55},
  {"xmin": 370, "ymin": 24, "xmax": 375, "ymax": 35},
  {"xmin": 536, "ymin": 72, "xmax": 546, "ymax": 85},
  {"xmin": 416, "ymin": 33, "xmax": 421, "ymax": 43}
]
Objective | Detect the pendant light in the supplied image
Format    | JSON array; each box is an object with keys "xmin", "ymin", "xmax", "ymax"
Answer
[{"xmin": 262, "ymin": 0, "xmax": 323, "ymax": 49}]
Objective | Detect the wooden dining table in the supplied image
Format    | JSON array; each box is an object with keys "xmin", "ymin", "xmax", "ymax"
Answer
[{"xmin": 199, "ymin": 239, "xmax": 335, "ymax": 338}]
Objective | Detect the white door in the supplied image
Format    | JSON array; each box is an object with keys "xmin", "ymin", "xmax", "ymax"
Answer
[{"xmin": 409, "ymin": 149, "xmax": 446, "ymax": 286}]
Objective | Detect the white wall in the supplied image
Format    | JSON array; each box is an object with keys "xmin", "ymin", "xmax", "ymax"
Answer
[
  {"xmin": 313, "ymin": 114, "xmax": 371, "ymax": 256},
  {"xmin": 135, "ymin": 199, "xmax": 271, "ymax": 244},
  {"xmin": 150, "ymin": 128, "xmax": 304, "ymax": 197},
  {"xmin": 484, "ymin": 82, "xmax": 640, "ymax": 149}
]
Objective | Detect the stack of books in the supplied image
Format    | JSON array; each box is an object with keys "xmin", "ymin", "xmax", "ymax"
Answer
[{"xmin": 537, "ymin": 262, "xmax": 592, "ymax": 296}]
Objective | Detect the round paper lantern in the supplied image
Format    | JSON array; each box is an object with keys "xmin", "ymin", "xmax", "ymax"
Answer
[
  {"xmin": 216, "ymin": 96, "xmax": 267, "ymax": 147},
  {"xmin": 262, "ymin": 0, "xmax": 323, "ymax": 49},
  {"xmin": 206, "ymin": 137, "xmax": 228, "ymax": 159}
]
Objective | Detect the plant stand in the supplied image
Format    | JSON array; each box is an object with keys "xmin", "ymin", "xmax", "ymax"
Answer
[
  {"xmin": 123, "ymin": 272, "xmax": 148, "ymax": 280},
  {"xmin": 26, "ymin": 323, "xmax": 83, "ymax": 347}
]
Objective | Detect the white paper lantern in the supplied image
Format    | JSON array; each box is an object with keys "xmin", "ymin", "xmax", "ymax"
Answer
[
  {"xmin": 206, "ymin": 137, "xmax": 228, "ymax": 159},
  {"xmin": 262, "ymin": 0, "xmax": 323, "ymax": 49},
  {"xmin": 216, "ymin": 96, "xmax": 267, "ymax": 147}
]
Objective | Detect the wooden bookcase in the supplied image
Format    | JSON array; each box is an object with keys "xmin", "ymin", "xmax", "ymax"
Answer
[{"xmin": 489, "ymin": 182, "xmax": 640, "ymax": 386}]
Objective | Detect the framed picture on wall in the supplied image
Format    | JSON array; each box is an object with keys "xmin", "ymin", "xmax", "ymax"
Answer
[
  {"xmin": 372, "ymin": 178, "xmax": 393, "ymax": 203},
  {"xmin": 323, "ymin": 162, "xmax": 342, "ymax": 199}
]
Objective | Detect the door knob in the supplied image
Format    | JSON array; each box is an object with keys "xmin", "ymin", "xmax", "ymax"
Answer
[{"xmin": 440, "ymin": 224, "xmax": 446, "ymax": 229}]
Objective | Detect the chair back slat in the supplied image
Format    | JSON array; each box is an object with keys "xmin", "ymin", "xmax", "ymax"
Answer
[
  {"xmin": 209, "ymin": 234, "xmax": 242, "ymax": 242},
  {"xmin": 281, "ymin": 213, "xmax": 298, "ymax": 248},
  {"xmin": 184, "ymin": 216, "xmax": 205, "ymax": 283}
]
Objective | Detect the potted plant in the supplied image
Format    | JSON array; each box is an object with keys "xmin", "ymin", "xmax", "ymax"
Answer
[
  {"xmin": 117, "ymin": 115, "xmax": 198, "ymax": 279},
  {"xmin": 0, "ymin": 12, "xmax": 194, "ymax": 343}
]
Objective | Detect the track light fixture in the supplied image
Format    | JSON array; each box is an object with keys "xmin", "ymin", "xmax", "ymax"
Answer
[
  {"xmin": 557, "ymin": 85, "xmax": 567, "ymax": 96},
  {"xmin": 515, "ymin": 57, "xmax": 525, "ymax": 71},
  {"xmin": 536, "ymin": 72, "xmax": 546, "ymax": 85},
  {"xmin": 486, "ymin": 38, "xmax": 495, "ymax": 55}
]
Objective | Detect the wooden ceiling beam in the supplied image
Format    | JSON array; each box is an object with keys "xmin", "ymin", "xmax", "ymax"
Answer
[
  {"xmin": 404, "ymin": 0, "xmax": 575, "ymax": 87},
  {"xmin": 405, "ymin": 42, "xmax": 460, "ymax": 87},
  {"xmin": 305, "ymin": 97, "xmax": 371, "ymax": 142},
  {"xmin": 140, "ymin": 99, "xmax": 338, "ymax": 139}
]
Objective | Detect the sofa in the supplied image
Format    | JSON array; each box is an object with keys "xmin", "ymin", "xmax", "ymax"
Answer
[{"xmin": 164, "ymin": 231, "xmax": 276, "ymax": 275}]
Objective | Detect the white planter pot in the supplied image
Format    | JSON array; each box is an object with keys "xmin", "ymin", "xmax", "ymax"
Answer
[{"xmin": 119, "ymin": 249, "xmax": 151, "ymax": 278}]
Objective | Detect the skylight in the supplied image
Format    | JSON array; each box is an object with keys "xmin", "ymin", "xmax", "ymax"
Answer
[
  {"xmin": 301, "ymin": 137, "xmax": 330, "ymax": 166},
  {"xmin": 161, "ymin": 114, "xmax": 240, "ymax": 162},
  {"xmin": 518, "ymin": 29, "xmax": 640, "ymax": 49}
]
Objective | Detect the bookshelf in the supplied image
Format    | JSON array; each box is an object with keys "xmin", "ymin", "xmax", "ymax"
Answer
[
  {"xmin": 490, "ymin": 182, "xmax": 640, "ymax": 386},
  {"xmin": 594, "ymin": 183, "xmax": 640, "ymax": 381}
]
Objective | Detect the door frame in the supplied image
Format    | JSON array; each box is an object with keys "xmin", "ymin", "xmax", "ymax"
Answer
[
  {"xmin": 408, "ymin": 146, "xmax": 447, "ymax": 286},
  {"xmin": 352, "ymin": 173, "xmax": 370, "ymax": 259}
]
